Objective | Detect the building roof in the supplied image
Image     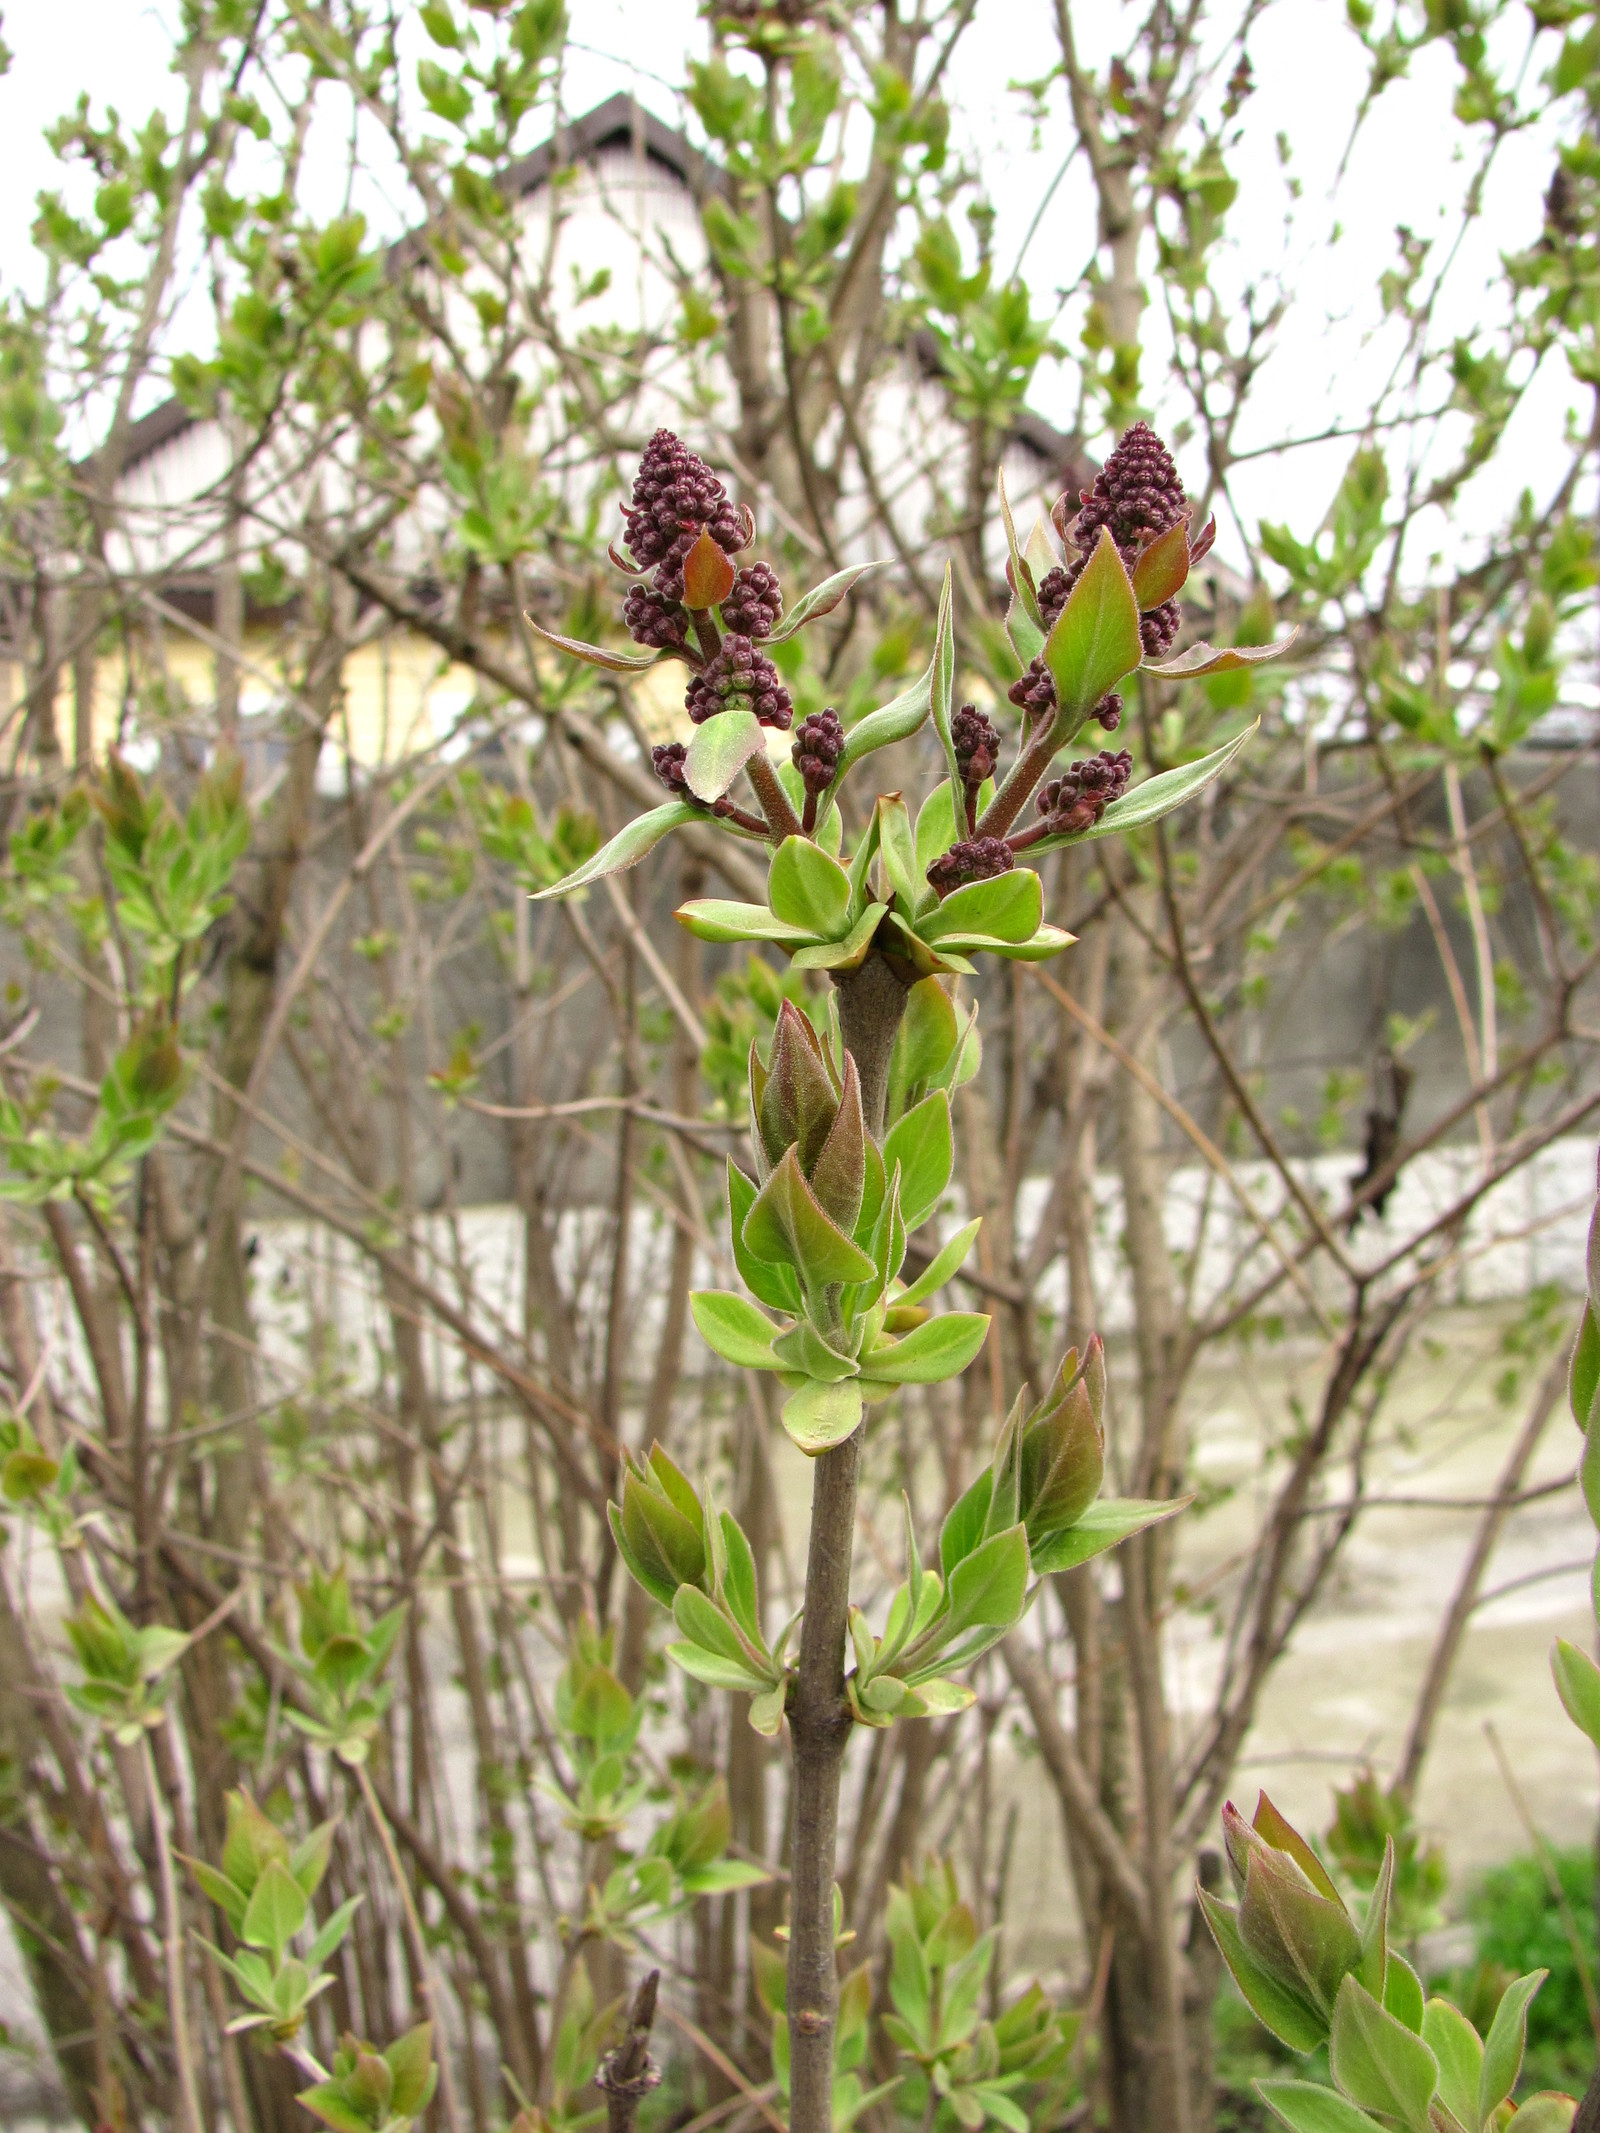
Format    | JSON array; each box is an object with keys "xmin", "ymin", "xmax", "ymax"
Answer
[{"xmin": 119, "ymin": 91, "xmax": 1082, "ymax": 483}]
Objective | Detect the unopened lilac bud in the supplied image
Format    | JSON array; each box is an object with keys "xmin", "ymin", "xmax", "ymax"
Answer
[
  {"xmin": 1094, "ymin": 692, "xmax": 1123, "ymax": 733},
  {"xmin": 1018, "ymin": 1337, "xmax": 1106, "ymax": 1543},
  {"xmin": 1036, "ymin": 560, "xmax": 1079, "ymax": 633},
  {"xmin": 926, "ymin": 836, "xmax": 1015, "ymax": 900},
  {"xmin": 624, "ymin": 584, "xmax": 689, "ymax": 651},
  {"xmin": 792, "ymin": 710, "xmax": 844, "ymax": 798},
  {"xmin": 685, "ymin": 634, "xmax": 793, "ymax": 729},
  {"xmin": 651, "ymin": 743, "xmax": 691, "ymax": 798},
  {"xmin": 721, "ymin": 561, "xmax": 783, "ymax": 639},
  {"xmin": 621, "ymin": 430, "xmax": 747, "ymax": 582},
  {"xmin": 613, "ymin": 1445, "xmax": 709, "ymax": 1609},
  {"xmin": 1070, "ymin": 421, "xmax": 1188, "ymax": 562},
  {"xmin": 1141, "ymin": 598, "xmax": 1180, "ymax": 658},
  {"xmin": 1035, "ymin": 750, "xmax": 1133, "ymax": 837},
  {"xmin": 1215, "ymin": 1797, "xmax": 1362, "ymax": 2034},
  {"xmin": 1007, "ymin": 658, "xmax": 1057, "ymax": 720},
  {"xmin": 754, "ymin": 1000, "xmax": 842, "ymax": 1178},
  {"xmin": 951, "ymin": 704, "xmax": 1002, "ymax": 790}
]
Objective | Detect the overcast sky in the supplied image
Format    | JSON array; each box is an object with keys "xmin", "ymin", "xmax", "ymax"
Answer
[{"xmin": 0, "ymin": 0, "xmax": 1579, "ymax": 570}]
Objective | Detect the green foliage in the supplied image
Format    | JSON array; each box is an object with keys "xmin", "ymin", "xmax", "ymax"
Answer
[
  {"xmin": 275, "ymin": 1568, "xmax": 406, "ymax": 1767},
  {"xmin": 64, "ymin": 1590, "xmax": 190, "ymax": 1743},
  {"xmin": 183, "ymin": 1790, "xmax": 359, "ymax": 2043},
  {"xmin": 1457, "ymin": 1847, "xmax": 1598, "ymax": 2095},
  {"xmin": 883, "ymin": 1857, "xmax": 1079, "ymax": 2132},
  {"xmin": 1205, "ymin": 1795, "xmax": 1553, "ymax": 2131},
  {"xmin": 1325, "ymin": 1772, "xmax": 1447, "ymax": 1943},
  {"xmin": 297, "ymin": 2023, "xmax": 438, "ymax": 2133}
]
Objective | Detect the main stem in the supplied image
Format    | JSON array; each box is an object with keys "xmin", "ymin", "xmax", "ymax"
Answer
[{"xmin": 786, "ymin": 953, "xmax": 908, "ymax": 2133}]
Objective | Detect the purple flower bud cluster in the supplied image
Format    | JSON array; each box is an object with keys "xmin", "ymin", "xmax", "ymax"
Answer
[
  {"xmin": 650, "ymin": 743, "xmax": 766, "ymax": 834},
  {"xmin": 926, "ymin": 836, "xmax": 1015, "ymax": 900},
  {"xmin": 622, "ymin": 583, "xmax": 689, "ymax": 651},
  {"xmin": 791, "ymin": 710, "xmax": 844, "ymax": 797},
  {"xmin": 952, "ymin": 704, "xmax": 1002, "ymax": 789},
  {"xmin": 1012, "ymin": 424, "xmax": 1191, "ymax": 719},
  {"xmin": 1093, "ymin": 692, "xmax": 1123, "ymax": 733},
  {"xmin": 1141, "ymin": 598, "xmax": 1179, "ymax": 659},
  {"xmin": 651, "ymin": 742, "xmax": 693, "ymax": 798},
  {"xmin": 1036, "ymin": 750, "xmax": 1133, "ymax": 836},
  {"xmin": 1070, "ymin": 420, "xmax": 1188, "ymax": 559},
  {"xmin": 721, "ymin": 562, "xmax": 783, "ymax": 640},
  {"xmin": 621, "ymin": 430, "xmax": 748, "ymax": 601},
  {"xmin": 684, "ymin": 634, "xmax": 793, "ymax": 730},
  {"xmin": 1008, "ymin": 657, "xmax": 1057, "ymax": 720}
]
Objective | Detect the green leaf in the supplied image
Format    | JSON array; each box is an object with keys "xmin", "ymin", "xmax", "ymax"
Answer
[
  {"xmin": 1570, "ymin": 1304, "xmax": 1599, "ymax": 1429},
  {"xmin": 296, "ymin": 2084, "xmax": 377, "ymax": 2133},
  {"xmin": 1256, "ymin": 2081, "xmax": 1387, "ymax": 2133},
  {"xmin": 903, "ymin": 1676, "xmax": 975, "ymax": 1714},
  {"xmin": 772, "ymin": 1320, "xmax": 860, "ymax": 1382},
  {"xmin": 691, "ymin": 1291, "xmax": 783, "ymax": 1370},
  {"xmin": 686, "ymin": 709, "xmax": 769, "ymax": 802},
  {"xmin": 1479, "ymin": 1970, "xmax": 1546, "ymax": 2128},
  {"xmin": 386, "ymin": 2022, "xmax": 438, "ymax": 2117},
  {"xmin": 1043, "ymin": 529, "xmax": 1143, "ymax": 716},
  {"xmin": 185, "ymin": 1858, "xmax": 248, "ymax": 1930},
  {"xmin": 769, "ymin": 837, "xmax": 852, "ymax": 938},
  {"xmin": 945, "ymin": 1524, "xmax": 1030, "ymax": 1633},
  {"xmin": 744, "ymin": 1148, "xmax": 877, "ymax": 1286},
  {"xmin": 718, "ymin": 1512, "xmax": 763, "ymax": 1648},
  {"xmin": 792, "ymin": 900, "xmax": 885, "ymax": 973},
  {"xmin": 1143, "ymin": 632, "xmax": 1299, "ymax": 679},
  {"xmin": 1508, "ymin": 2095, "xmax": 1580, "ymax": 2132},
  {"xmin": 523, "ymin": 613, "xmax": 663, "ymax": 672},
  {"xmin": 681, "ymin": 1858, "xmax": 772, "ymax": 1895},
  {"xmin": 727, "ymin": 1163, "xmax": 801, "ymax": 1313},
  {"xmin": 676, "ymin": 899, "xmax": 815, "ymax": 946},
  {"xmin": 667, "ymin": 1642, "xmax": 772, "ymax": 1692},
  {"xmin": 914, "ymin": 783, "xmax": 961, "ymax": 877},
  {"xmin": 768, "ymin": 562, "xmax": 880, "ymax": 642},
  {"xmin": 921, "ymin": 868, "xmax": 1042, "ymax": 946},
  {"xmin": 881, "ymin": 1092, "xmax": 954, "ymax": 1231},
  {"xmin": 941, "ymin": 1471, "xmax": 994, "ymax": 1581},
  {"xmin": 1421, "ymin": 1999, "xmax": 1482, "ymax": 2133},
  {"xmin": 1328, "ymin": 1976, "xmax": 1439, "ymax": 2133},
  {"xmin": 876, "ymin": 794, "xmax": 920, "ymax": 912},
  {"xmin": 1552, "ymin": 1640, "xmax": 1600, "ymax": 1749},
  {"xmin": 781, "ymin": 1377, "xmax": 863, "ymax": 1455},
  {"xmin": 240, "ymin": 1860, "xmax": 308, "ymax": 1964},
  {"xmin": 1383, "ymin": 1954, "xmax": 1425, "ymax": 2034},
  {"xmin": 305, "ymin": 1895, "xmax": 363, "ymax": 1970},
  {"xmin": 673, "ymin": 1585, "xmax": 753, "ymax": 1667},
  {"xmin": 1200, "ymin": 1895, "xmax": 1328, "ymax": 2054},
  {"xmin": 861, "ymin": 1311, "xmax": 990, "ymax": 1386},
  {"xmin": 1027, "ymin": 1496, "xmax": 1187, "ymax": 1575},
  {"xmin": 1027, "ymin": 724, "xmax": 1259, "ymax": 855},
  {"xmin": 898, "ymin": 1218, "xmax": 982, "ymax": 1306},
  {"xmin": 998, "ymin": 470, "xmax": 1046, "ymax": 666},
  {"xmin": 532, "ymin": 802, "xmax": 699, "ymax": 900},
  {"xmin": 836, "ymin": 664, "xmax": 934, "ymax": 782},
  {"xmin": 749, "ymin": 1683, "xmax": 786, "ymax": 1735},
  {"xmin": 928, "ymin": 565, "xmax": 964, "ymax": 822}
]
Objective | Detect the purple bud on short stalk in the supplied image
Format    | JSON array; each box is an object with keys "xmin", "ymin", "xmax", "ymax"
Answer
[
  {"xmin": 792, "ymin": 709, "xmax": 844, "ymax": 799},
  {"xmin": 1093, "ymin": 692, "xmax": 1123, "ymax": 733},
  {"xmin": 721, "ymin": 561, "xmax": 783, "ymax": 639},
  {"xmin": 926, "ymin": 836, "xmax": 1015, "ymax": 900},
  {"xmin": 951, "ymin": 703, "xmax": 1003, "ymax": 828},
  {"xmin": 1034, "ymin": 750, "xmax": 1133, "ymax": 838}
]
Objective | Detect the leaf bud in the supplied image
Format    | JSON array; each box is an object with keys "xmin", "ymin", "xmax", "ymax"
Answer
[
  {"xmin": 1217, "ymin": 1796, "xmax": 1362, "ymax": 2033},
  {"xmin": 611, "ymin": 1444, "xmax": 708, "ymax": 1610},
  {"xmin": 1018, "ymin": 1337, "xmax": 1107, "ymax": 1543}
]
